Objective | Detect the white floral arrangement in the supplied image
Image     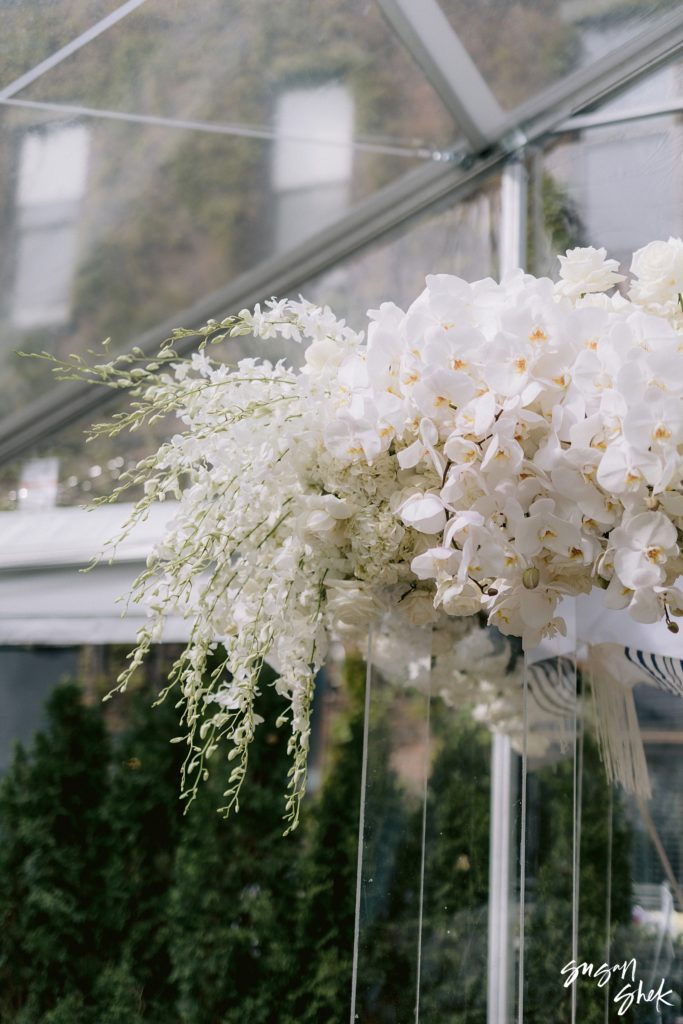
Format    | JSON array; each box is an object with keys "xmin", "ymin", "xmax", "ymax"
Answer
[{"xmin": 42, "ymin": 238, "xmax": 683, "ymax": 827}]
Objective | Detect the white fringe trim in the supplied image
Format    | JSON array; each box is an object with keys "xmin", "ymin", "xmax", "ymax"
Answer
[{"xmin": 588, "ymin": 646, "xmax": 651, "ymax": 800}]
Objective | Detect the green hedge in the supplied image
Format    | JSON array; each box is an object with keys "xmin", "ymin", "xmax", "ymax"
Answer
[
  {"xmin": 0, "ymin": 665, "xmax": 364, "ymax": 1024},
  {"xmin": 0, "ymin": 661, "xmax": 634, "ymax": 1023}
]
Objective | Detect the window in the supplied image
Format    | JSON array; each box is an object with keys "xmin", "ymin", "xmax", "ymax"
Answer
[
  {"xmin": 12, "ymin": 124, "xmax": 90, "ymax": 328},
  {"xmin": 272, "ymin": 83, "xmax": 354, "ymax": 250}
]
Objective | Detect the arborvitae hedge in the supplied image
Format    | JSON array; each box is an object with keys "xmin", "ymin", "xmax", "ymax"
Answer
[
  {"xmin": 0, "ymin": 665, "xmax": 366, "ymax": 1024},
  {"xmin": 0, "ymin": 685, "xmax": 113, "ymax": 1022}
]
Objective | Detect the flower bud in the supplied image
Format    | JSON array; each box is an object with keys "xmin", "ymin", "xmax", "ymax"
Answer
[{"xmin": 523, "ymin": 567, "xmax": 540, "ymax": 590}]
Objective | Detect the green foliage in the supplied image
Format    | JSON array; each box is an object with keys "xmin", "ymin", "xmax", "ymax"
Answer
[
  {"xmin": 286, "ymin": 658, "xmax": 367, "ymax": 1024},
  {"xmin": 417, "ymin": 711, "xmax": 492, "ymax": 1023},
  {"xmin": 528, "ymin": 168, "xmax": 586, "ymax": 276},
  {"xmin": 355, "ymin": 710, "xmax": 491, "ymax": 1023},
  {"xmin": 0, "ymin": 666, "xmax": 635, "ymax": 1024},
  {"xmin": 524, "ymin": 737, "xmax": 633, "ymax": 1024},
  {"xmin": 0, "ymin": 668, "xmax": 363, "ymax": 1023},
  {"xmin": 103, "ymin": 689, "xmax": 186, "ymax": 1021},
  {"xmin": 0, "ymin": 684, "xmax": 112, "ymax": 1021},
  {"xmin": 167, "ymin": 665, "xmax": 302, "ymax": 1024},
  {"xmin": 351, "ymin": 703, "xmax": 633, "ymax": 1024}
]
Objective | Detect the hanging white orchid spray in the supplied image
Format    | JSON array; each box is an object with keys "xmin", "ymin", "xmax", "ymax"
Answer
[{"xmin": 34, "ymin": 240, "xmax": 683, "ymax": 827}]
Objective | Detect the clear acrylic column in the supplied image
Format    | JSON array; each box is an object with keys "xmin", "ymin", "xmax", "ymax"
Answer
[
  {"xmin": 349, "ymin": 605, "xmax": 587, "ymax": 1024},
  {"xmin": 349, "ymin": 613, "xmax": 433, "ymax": 1022},
  {"xmin": 350, "ymin": 613, "xmax": 523, "ymax": 1023},
  {"xmin": 516, "ymin": 603, "xmax": 580, "ymax": 1024}
]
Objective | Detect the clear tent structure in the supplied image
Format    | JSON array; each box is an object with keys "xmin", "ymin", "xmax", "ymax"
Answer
[
  {"xmin": 3, "ymin": 5, "xmax": 683, "ymax": 1022},
  {"xmin": 0, "ymin": 0, "xmax": 683, "ymax": 475},
  {"xmin": 1, "ymin": 1, "xmax": 683, "ymax": 637}
]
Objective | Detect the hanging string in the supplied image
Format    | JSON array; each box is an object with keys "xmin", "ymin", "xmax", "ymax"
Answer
[
  {"xmin": 517, "ymin": 661, "xmax": 529, "ymax": 1024},
  {"xmin": 570, "ymin": 676, "xmax": 584, "ymax": 1024},
  {"xmin": 414, "ymin": 639, "xmax": 433, "ymax": 1024},
  {"xmin": 604, "ymin": 787, "xmax": 614, "ymax": 1024},
  {"xmin": 349, "ymin": 627, "xmax": 373, "ymax": 1024},
  {"xmin": 589, "ymin": 649, "xmax": 651, "ymax": 799}
]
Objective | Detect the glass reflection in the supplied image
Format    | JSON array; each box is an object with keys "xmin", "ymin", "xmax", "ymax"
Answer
[{"xmin": 352, "ymin": 614, "xmax": 514, "ymax": 1022}]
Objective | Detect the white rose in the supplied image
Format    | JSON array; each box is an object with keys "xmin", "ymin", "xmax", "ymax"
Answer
[
  {"xmin": 326, "ymin": 580, "xmax": 385, "ymax": 628},
  {"xmin": 629, "ymin": 238, "xmax": 683, "ymax": 306},
  {"xmin": 397, "ymin": 588, "xmax": 439, "ymax": 627},
  {"xmin": 555, "ymin": 246, "xmax": 624, "ymax": 301}
]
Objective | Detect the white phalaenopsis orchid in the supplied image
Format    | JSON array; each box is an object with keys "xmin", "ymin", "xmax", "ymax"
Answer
[
  {"xmin": 610, "ymin": 512, "xmax": 679, "ymax": 590},
  {"xmin": 41, "ymin": 244, "xmax": 683, "ymax": 824}
]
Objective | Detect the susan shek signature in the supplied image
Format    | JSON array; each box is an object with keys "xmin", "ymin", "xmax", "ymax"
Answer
[{"xmin": 562, "ymin": 958, "xmax": 674, "ymax": 1016}]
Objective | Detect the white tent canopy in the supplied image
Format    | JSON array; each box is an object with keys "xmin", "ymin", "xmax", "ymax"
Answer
[{"xmin": 0, "ymin": 502, "xmax": 190, "ymax": 645}]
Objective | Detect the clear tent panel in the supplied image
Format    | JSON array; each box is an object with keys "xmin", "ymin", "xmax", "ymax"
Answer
[
  {"xmin": 0, "ymin": 171, "xmax": 501, "ymax": 511},
  {"xmin": 529, "ymin": 109, "xmax": 683, "ymax": 276},
  {"xmin": 299, "ymin": 175, "xmax": 501, "ymax": 328},
  {"xmin": 583, "ymin": 53, "xmax": 683, "ymax": 116},
  {"xmin": 0, "ymin": 102, "xmax": 429, "ymax": 420},
  {"xmin": 0, "ymin": 0, "xmax": 125, "ymax": 91},
  {"xmin": 0, "ymin": 3, "xmax": 682, "ymax": 463},
  {"xmin": 351, "ymin": 606, "xmax": 683, "ymax": 1022},
  {"xmin": 0, "ymin": 0, "xmax": 472, "ymax": 439},
  {"xmin": 11, "ymin": 0, "xmax": 458, "ymax": 155},
  {"xmin": 437, "ymin": 0, "xmax": 679, "ymax": 112}
]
